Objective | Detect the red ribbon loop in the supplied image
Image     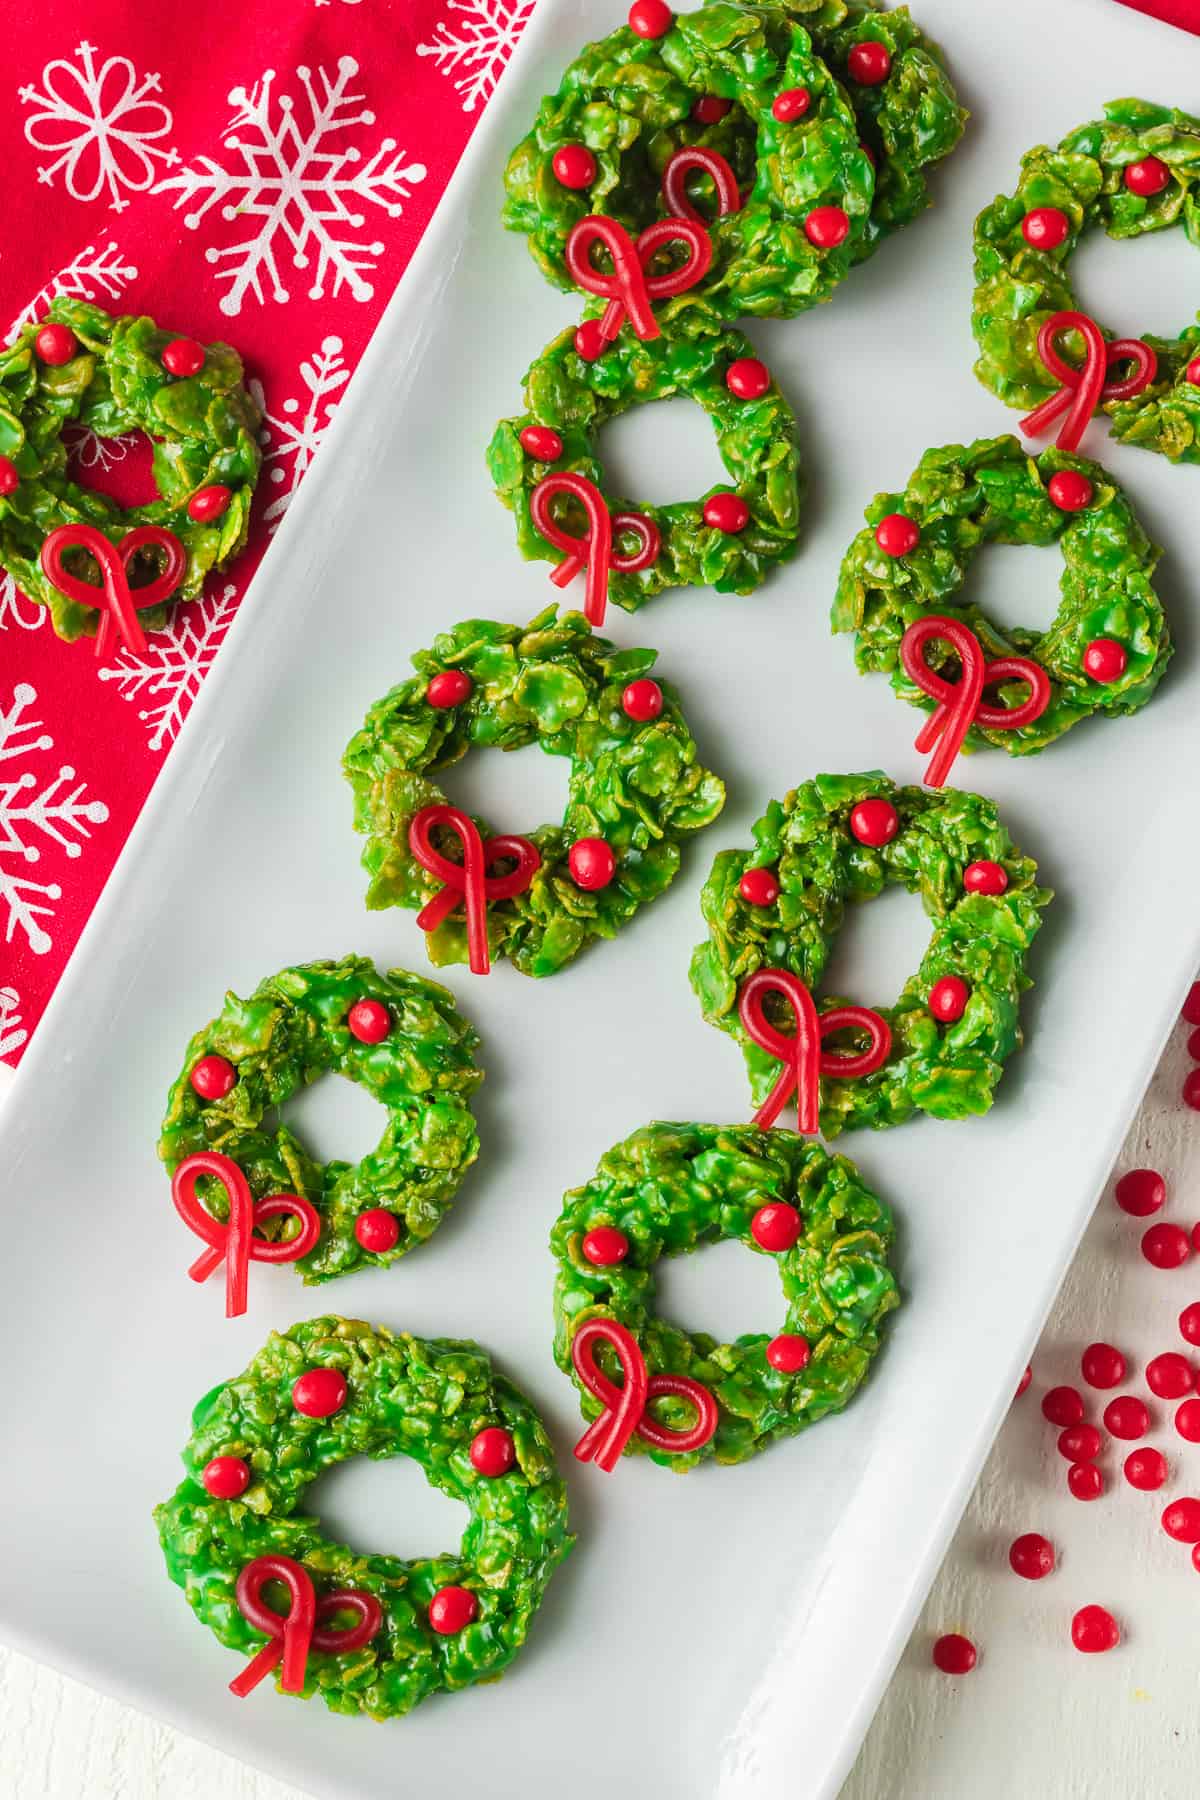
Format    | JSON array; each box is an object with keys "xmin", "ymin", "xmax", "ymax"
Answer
[
  {"xmin": 408, "ymin": 802, "xmax": 540, "ymax": 976},
  {"xmin": 1019, "ymin": 310, "xmax": 1157, "ymax": 452},
  {"xmin": 230, "ymin": 1555, "xmax": 383, "ymax": 1698},
  {"xmin": 738, "ymin": 968, "xmax": 892, "ymax": 1134},
  {"xmin": 530, "ymin": 470, "xmax": 659, "ymax": 626},
  {"xmin": 570, "ymin": 1316, "xmax": 718, "ymax": 1471},
  {"xmin": 900, "ymin": 615, "xmax": 1051, "ymax": 787},
  {"xmin": 39, "ymin": 522, "xmax": 187, "ymax": 658},
  {"xmin": 565, "ymin": 214, "xmax": 713, "ymax": 343},
  {"xmin": 171, "ymin": 1150, "xmax": 321, "ymax": 1318},
  {"xmin": 661, "ymin": 147, "xmax": 742, "ymax": 223}
]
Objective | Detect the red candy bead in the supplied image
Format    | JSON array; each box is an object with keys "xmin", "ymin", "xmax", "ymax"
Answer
[
  {"xmin": 1068, "ymin": 1461, "xmax": 1104, "ymax": 1501},
  {"xmin": 725, "ymin": 357, "xmax": 771, "ymax": 399},
  {"xmin": 804, "ymin": 205, "xmax": 850, "ymax": 248},
  {"xmin": 928, "ymin": 976, "xmax": 969, "ymax": 1024},
  {"xmin": 428, "ymin": 1585, "xmax": 478, "ymax": 1634},
  {"xmin": 847, "ymin": 40, "xmax": 891, "ymax": 84},
  {"xmin": 1125, "ymin": 155, "xmax": 1170, "ymax": 196},
  {"xmin": 1058, "ymin": 1424, "xmax": 1103, "ymax": 1463},
  {"xmin": 628, "ymin": 0, "xmax": 672, "ymax": 37},
  {"xmin": 963, "ymin": 860, "xmax": 1008, "ymax": 896},
  {"xmin": 1083, "ymin": 638, "xmax": 1127, "ymax": 683},
  {"xmin": 849, "ymin": 797, "xmax": 899, "ymax": 847},
  {"xmin": 703, "ymin": 491, "xmax": 750, "ymax": 533},
  {"xmin": 347, "ymin": 998, "xmax": 391, "ymax": 1044},
  {"xmin": 292, "ymin": 1368, "xmax": 348, "ymax": 1419},
  {"xmin": 692, "ymin": 94, "xmax": 731, "ymax": 124},
  {"xmin": 354, "ymin": 1209, "xmax": 401, "ymax": 1254},
  {"xmin": 772, "ymin": 88, "xmax": 811, "ymax": 123},
  {"xmin": 188, "ymin": 485, "xmax": 232, "ymax": 523},
  {"xmin": 739, "ymin": 867, "xmax": 781, "ymax": 907},
  {"xmin": 469, "ymin": 1426, "xmax": 516, "ymax": 1477},
  {"xmin": 1183, "ymin": 982, "xmax": 1200, "ymax": 1025},
  {"xmin": 874, "ymin": 512, "xmax": 919, "ymax": 557},
  {"xmin": 1176, "ymin": 1399, "xmax": 1200, "ymax": 1442},
  {"xmin": 1115, "ymin": 1168, "xmax": 1166, "ymax": 1216},
  {"xmin": 574, "ymin": 319, "xmax": 608, "ymax": 362},
  {"xmin": 1022, "ymin": 207, "xmax": 1070, "ymax": 249},
  {"xmin": 1146, "ymin": 1352, "xmax": 1193, "ymax": 1398},
  {"xmin": 34, "ymin": 322, "xmax": 78, "ymax": 365},
  {"xmin": 1047, "ymin": 469, "xmax": 1094, "ymax": 512},
  {"xmin": 1162, "ymin": 1497, "xmax": 1200, "ymax": 1542},
  {"xmin": 1015, "ymin": 1364, "xmax": 1033, "ymax": 1399},
  {"xmin": 202, "ymin": 1455, "xmax": 251, "ymax": 1499},
  {"xmin": 426, "ymin": 669, "xmax": 473, "ymax": 709},
  {"xmin": 751, "ymin": 1202, "xmax": 803, "ymax": 1253},
  {"xmin": 569, "ymin": 837, "xmax": 617, "ymax": 890},
  {"xmin": 0, "ymin": 457, "xmax": 19, "ymax": 496},
  {"xmin": 1183, "ymin": 1069, "xmax": 1200, "ymax": 1112},
  {"xmin": 1179, "ymin": 1303, "xmax": 1200, "ymax": 1346},
  {"xmin": 1188, "ymin": 1026, "xmax": 1200, "ymax": 1061},
  {"xmin": 518, "ymin": 425, "xmax": 564, "ymax": 462},
  {"xmin": 1186, "ymin": 358, "xmax": 1200, "ymax": 388},
  {"xmin": 1124, "ymin": 1446, "xmax": 1168, "ymax": 1491},
  {"xmin": 1009, "ymin": 1532, "xmax": 1055, "ymax": 1580},
  {"xmin": 162, "ymin": 337, "xmax": 206, "ymax": 378},
  {"xmin": 766, "ymin": 1333, "xmax": 811, "ymax": 1373},
  {"xmin": 932, "ymin": 1633, "xmax": 976, "ymax": 1674},
  {"xmin": 1071, "ymin": 1605, "xmax": 1119, "ymax": 1653},
  {"xmin": 1142, "ymin": 1223, "xmax": 1191, "ymax": 1269},
  {"xmin": 582, "ymin": 1225, "xmax": 629, "ymax": 1267},
  {"xmin": 1081, "ymin": 1342, "xmax": 1126, "ymax": 1389},
  {"xmin": 1103, "ymin": 1395, "xmax": 1150, "ymax": 1439},
  {"xmin": 621, "ymin": 677, "xmax": 663, "ymax": 721},
  {"xmin": 1042, "ymin": 1385, "xmax": 1084, "ymax": 1426},
  {"xmin": 190, "ymin": 1054, "xmax": 237, "ymax": 1100},
  {"xmin": 552, "ymin": 143, "xmax": 597, "ymax": 189}
]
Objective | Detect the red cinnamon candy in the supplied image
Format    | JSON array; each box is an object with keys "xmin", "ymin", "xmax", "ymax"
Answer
[
  {"xmin": 737, "ymin": 968, "xmax": 891, "ymax": 1133},
  {"xmin": 900, "ymin": 615, "xmax": 1051, "ymax": 786},
  {"xmin": 1019, "ymin": 310, "xmax": 1157, "ymax": 453},
  {"xmin": 40, "ymin": 521, "xmax": 187, "ymax": 658},
  {"xmin": 661, "ymin": 146, "xmax": 742, "ymax": 223},
  {"xmin": 570, "ymin": 1315, "xmax": 717, "ymax": 1470},
  {"xmin": 407, "ymin": 802, "xmax": 540, "ymax": 976},
  {"xmin": 565, "ymin": 214, "xmax": 713, "ymax": 342},
  {"xmin": 171, "ymin": 1150, "xmax": 321, "ymax": 1318},
  {"xmin": 230, "ymin": 1555, "xmax": 383, "ymax": 1698},
  {"xmin": 529, "ymin": 470, "xmax": 659, "ymax": 626}
]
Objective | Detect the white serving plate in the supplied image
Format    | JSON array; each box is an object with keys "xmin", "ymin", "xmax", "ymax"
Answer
[{"xmin": 3, "ymin": 1, "xmax": 1200, "ymax": 1795}]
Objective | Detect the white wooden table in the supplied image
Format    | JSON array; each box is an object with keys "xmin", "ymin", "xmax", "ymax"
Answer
[{"xmin": 4, "ymin": 1012, "xmax": 1200, "ymax": 1799}]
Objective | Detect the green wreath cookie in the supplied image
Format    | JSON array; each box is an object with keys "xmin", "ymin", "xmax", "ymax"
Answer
[
  {"xmin": 689, "ymin": 772, "xmax": 1051, "ymax": 1134},
  {"xmin": 551, "ymin": 1120, "xmax": 898, "ymax": 1470},
  {"xmin": 342, "ymin": 608, "xmax": 726, "ymax": 979},
  {"xmin": 972, "ymin": 98, "xmax": 1200, "ymax": 462},
  {"xmin": 154, "ymin": 1317, "xmax": 573, "ymax": 1718},
  {"xmin": 487, "ymin": 304, "xmax": 802, "ymax": 608},
  {"xmin": 159, "ymin": 958, "xmax": 482, "ymax": 1286},
  {"xmin": 0, "ymin": 299, "xmax": 261, "ymax": 640},
  {"xmin": 831, "ymin": 435, "xmax": 1170, "ymax": 753}
]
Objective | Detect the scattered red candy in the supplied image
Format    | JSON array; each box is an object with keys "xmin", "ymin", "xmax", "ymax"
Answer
[
  {"xmin": 426, "ymin": 669, "xmax": 473, "ymax": 708},
  {"xmin": 928, "ymin": 976, "xmax": 969, "ymax": 1024},
  {"xmin": 518, "ymin": 425, "xmax": 564, "ymax": 462},
  {"xmin": 575, "ymin": 319, "xmax": 608, "ymax": 362},
  {"xmin": 621, "ymin": 677, "xmax": 663, "ymax": 721},
  {"xmin": 1022, "ymin": 207, "xmax": 1070, "ymax": 249},
  {"xmin": 1043, "ymin": 1386, "xmax": 1085, "ymax": 1426},
  {"xmin": 190, "ymin": 1054, "xmax": 237, "ymax": 1100},
  {"xmin": 703, "ymin": 491, "xmax": 750, "ymax": 533},
  {"xmin": 35, "ymin": 322, "xmax": 78, "ymax": 365},
  {"xmin": 354, "ymin": 1209, "xmax": 400, "ymax": 1254},
  {"xmin": 804, "ymin": 205, "xmax": 850, "ymax": 248},
  {"xmin": 582, "ymin": 1225, "xmax": 629, "ymax": 1267},
  {"xmin": 1058, "ymin": 1424, "xmax": 1103, "ymax": 1463},
  {"xmin": 932, "ymin": 1633, "xmax": 976, "ymax": 1674},
  {"xmin": 1103, "ymin": 1396, "xmax": 1150, "ymax": 1439},
  {"xmin": 1179, "ymin": 1303, "xmax": 1200, "ymax": 1346},
  {"xmin": 726, "ymin": 357, "xmax": 771, "ymax": 399},
  {"xmin": 1068, "ymin": 1462, "xmax": 1104, "ymax": 1501},
  {"xmin": 1142, "ymin": 1223, "xmax": 1191, "ymax": 1269},
  {"xmin": 1047, "ymin": 469, "xmax": 1094, "ymax": 511},
  {"xmin": 1124, "ymin": 155, "xmax": 1170, "ymax": 197},
  {"xmin": 1192, "ymin": 1544, "xmax": 1200, "ymax": 1573},
  {"xmin": 739, "ymin": 866, "xmax": 781, "ymax": 907},
  {"xmin": 1182, "ymin": 983, "xmax": 1200, "ymax": 1026},
  {"xmin": 874, "ymin": 512, "xmax": 920, "ymax": 557},
  {"xmin": 188, "ymin": 484, "xmax": 232, "ymax": 523},
  {"xmin": 772, "ymin": 87, "xmax": 811, "ymax": 122},
  {"xmin": 347, "ymin": 999, "xmax": 391, "ymax": 1044},
  {"xmin": 847, "ymin": 40, "xmax": 891, "ymax": 84},
  {"xmin": 1176, "ymin": 1399, "xmax": 1200, "ymax": 1442},
  {"xmin": 552, "ymin": 143, "xmax": 597, "ymax": 189},
  {"xmin": 1009, "ymin": 1532, "xmax": 1055, "ymax": 1580},
  {"xmin": 568, "ymin": 837, "xmax": 617, "ymax": 890},
  {"xmin": 751, "ymin": 1202, "xmax": 803, "ymax": 1253},
  {"xmin": 1071, "ymin": 1605, "xmax": 1119, "ymax": 1653},
  {"xmin": 963, "ymin": 860, "xmax": 1008, "ymax": 896},
  {"xmin": 1083, "ymin": 638, "xmax": 1128, "ymax": 683},
  {"xmin": 1146, "ymin": 1352, "xmax": 1194, "ymax": 1398},
  {"xmin": 849, "ymin": 797, "xmax": 899, "ymax": 847},
  {"xmin": 1115, "ymin": 1168, "xmax": 1166, "ymax": 1216},
  {"xmin": 766, "ymin": 1333, "xmax": 811, "ymax": 1373},
  {"xmin": 161, "ymin": 338, "xmax": 205, "ymax": 377},
  {"xmin": 692, "ymin": 94, "xmax": 732, "ymax": 123},
  {"xmin": 1162, "ymin": 1497, "xmax": 1200, "ymax": 1542},
  {"xmin": 1015, "ymin": 1364, "xmax": 1033, "ymax": 1399},
  {"xmin": 1182, "ymin": 1069, "xmax": 1200, "ymax": 1112},
  {"xmin": 292, "ymin": 1368, "xmax": 348, "ymax": 1419},
  {"xmin": 428, "ymin": 1585, "xmax": 478, "ymax": 1634},
  {"xmin": 203, "ymin": 1455, "xmax": 251, "ymax": 1499},
  {"xmin": 469, "ymin": 1427, "xmax": 516, "ymax": 1477},
  {"xmin": 1081, "ymin": 1342, "xmax": 1126, "ymax": 1389},
  {"xmin": 0, "ymin": 457, "xmax": 20, "ymax": 496},
  {"xmin": 1124, "ymin": 1446, "xmax": 1168, "ymax": 1490},
  {"xmin": 1188, "ymin": 1026, "xmax": 1200, "ymax": 1061}
]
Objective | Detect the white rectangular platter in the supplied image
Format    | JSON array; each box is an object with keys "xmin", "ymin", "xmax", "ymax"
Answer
[{"xmin": 3, "ymin": 1, "xmax": 1200, "ymax": 1796}]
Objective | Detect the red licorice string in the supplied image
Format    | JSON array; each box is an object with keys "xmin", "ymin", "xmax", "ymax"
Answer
[
  {"xmin": 565, "ymin": 215, "xmax": 713, "ymax": 343},
  {"xmin": 171, "ymin": 1150, "xmax": 321, "ymax": 1318},
  {"xmin": 1019, "ymin": 310, "xmax": 1157, "ymax": 452},
  {"xmin": 231, "ymin": 1555, "xmax": 383, "ymax": 1698},
  {"xmin": 661, "ymin": 146, "xmax": 742, "ymax": 223},
  {"xmin": 39, "ymin": 522, "xmax": 187, "ymax": 658},
  {"xmin": 570, "ymin": 1316, "xmax": 717, "ymax": 1470},
  {"xmin": 900, "ymin": 615, "xmax": 1051, "ymax": 786},
  {"xmin": 738, "ymin": 968, "xmax": 891, "ymax": 1133},
  {"xmin": 529, "ymin": 470, "xmax": 659, "ymax": 626},
  {"xmin": 407, "ymin": 802, "xmax": 540, "ymax": 976}
]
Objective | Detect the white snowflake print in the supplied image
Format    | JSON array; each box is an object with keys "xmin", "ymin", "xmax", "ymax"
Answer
[
  {"xmin": 248, "ymin": 336, "xmax": 350, "ymax": 530},
  {"xmin": 418, "ymin": 0, "xmax": 534, "ymax": 113},
  {"xmin": 18, "ymin": 40, "xmax": 178, "ymax": 211},
  {"xmin": 62, "ymin": 423, "xmax": 141, "ymax": 472},
  {"xmin": 0, "ymin": 987, "xmax": 28, "ymax": 1060},
  {"xmin": 0, "ymin": 682, "xmax": 109, "ymax": 956},
  {"xmin": 0, "ymin": 572, "xmax": 46, "ymax": 634},
  {"xmin": 153, "ymin": 58, "xmax": 428, "ymax": 318},
  {"xmin": 97, "ymin": 584, "xmax": 239, "ymax": 753},
  {"xmin": 7, "ymin": 239, "xmax": 138, "ymax": 342}
]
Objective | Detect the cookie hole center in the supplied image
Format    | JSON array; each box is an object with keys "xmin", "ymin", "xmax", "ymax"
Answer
[
  {"xmin": 598, "ymin": 395, "xmax": 728, "ymax": 508},
  {"xmin": 306, "ymin": 1456, "xmax": 468, "ymax": 1564},
  {"xmin": 819, "ymin": 883, "xmax": 931, "ymax": 1009},
  {"xmin": 655, "ymin": 1235, "xmax": 786, "ymax": 1346},
  {"xmin": 439, "ymin": 740, "xmax": 568, "ymax": 839},
  {"xmin": 64, "ymin": 425, "xmax": 160, "ymax": 508},
  {"xmin": 1071, "ymin": 222, "xmax": 1190, "ymax": 342},
  {"xmin": 969, "ymin": 541, "xmax": 1064, "ymax": 638},
  {"xmin": 277, "ymin": 1072, "xmax": 389, "ymax": 1168}
]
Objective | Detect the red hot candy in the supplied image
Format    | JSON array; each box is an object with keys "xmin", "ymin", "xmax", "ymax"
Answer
[
  {"xmin": 1145, "ymin": 1352, "xmax": 1193, "ymax": 1398},
  {"xmin": 1142, "ymin": 1223, "xmax": 1191, "ymax": 1269},
  {"xmin": 1114, "ymin": 1167, "xmax": 1166, "ymax": 1216},
  {"xmin": 1103, "ymin": 1396, "xmax": 1149, "ymax": 1440},
  {"xmin": 1161, "ymin": 1498, "xmax": 1200, "ymax": 1543},
  {"xmin": 1068, "ymin": 1462, "xmax": 1104, "ymax": 1501},
  {"xmin": 1124, "ymin": 1447, "xmax": 1168, "ymax": 1491},
  {"xmin": 40, "ymin": 521, "xmax": 187, "ymax": 660},
  {"xmin": 1057, "ymin": 1424, "xmax": 1103, "ymax": 1463},
  {"xmin": 932, "ymin": 1634, "xmax": 976, "ymax": 1674},
  {"xmin": 171, "ymin": 1150, "xmax": 320, "ymax": 1318},
  {"xmin": 1041, "ymin": 1385, "xmax": 1084, "ymax": 1426},
  {"xmin": 899, "ymin": 615, "xmax": 1050, "ymax": 786},
  {"xmin": 230, "ymin": 1555, "xmax": 382, "ymax": 1697},
  {"xmin": 1008, "ymin": 1533, "xmax": 1054, "ymax": 1580},
  {"xmin": 1080, "ymin": 1342, "xmax": 1126, "ymax": 1389},
  {"xmin": 407, "ymin": 803, "xmax": 540, "ymax": 976},
  {"xmin": 569, "ymin": 1316, "xmax": 717, "ymax": 1471},
  {"xmin": 190, "ymin": 1053, "xmax": 237, "ymax": 1100},
  {"xmin": 737, "ymin": 967, "xmax": 891, "ymax": 1133},
  {"xmin": 1071, "ymin": 1605, "xmax": 1119, "ymax": 1654},
  {"xmin": 1175, "ymin": 1400, "xmax": 1200, "ymax": 1442},
  {"xmin": 529, "ymin": 468, "xmax": 659, "ymax": 627},
  {"xmin": 565, "ymin": 214, "xmax": 712, "ymax": 343},
  {"xmin": 1019, "ymin": 310, "xmax": 1157, "ymax": 453},
  {"xmin": 1182, "ymin": 982, "xmax": 1200, "ymax": 1026}
]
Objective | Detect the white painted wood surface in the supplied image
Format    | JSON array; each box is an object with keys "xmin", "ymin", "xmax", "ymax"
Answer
[{"xmin": 5, "ymin": 1014, "xmax": 1200, "ymax": 1799}]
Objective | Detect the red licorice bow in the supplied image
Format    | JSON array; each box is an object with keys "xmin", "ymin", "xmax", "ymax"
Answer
[
  {"xmin": 1019, "ymin": 310, "xmax": 1157, "ymax": 453},
  {"xmin": 230, "ymin": 1555, "xmax": 383, "ymax": 1698},
  {"xmin": 171, "ymin": 1150, "xmax": 322, "ymax": 1318},
  {"xmin": 661, "ymin": 146, "xmax": 742, "ymax": 223},
  {"xmin": 900, "ymin": 615, "xmax": 1051, "ymax": 786},
  {"xmin": 529, "ymin": 470, "xmax": 659, "ymax": 627},
  {"xmin": 39, "ymin": 522, "xmax": 188, "ymax": 658},
  {"xmin": 571, "ymin": 1316, "xmax": 718, "ymax": 1471},
  {"xmin": 408, "ymin": 802, "xmax": 541, "ymax": 976},
  {"xmin": 565, "ymin": 215, "xmax": 713, "ymax": 343},
  {"xmin": 738, "ymin": 968, "xmax": 892, "ymax": 1134}
]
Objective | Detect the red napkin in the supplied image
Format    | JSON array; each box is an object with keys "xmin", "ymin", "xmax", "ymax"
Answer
[{"xmin": 1114, "ymin": 0, "xmax": 1200, "ymax": 30}]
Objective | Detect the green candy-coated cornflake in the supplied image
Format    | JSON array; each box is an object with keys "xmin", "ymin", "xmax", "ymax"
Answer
[
  {"xmin": 342, "ymin": 608, "xmax": 726, "ymax": 978},
  {"xmin": 689, "ymin": 772, "xmax": 1052, "ymax": 1134},
  {"xmin": 487, "ymin": 302, "xmax": 802, "ymax": 607},
  {"xmin": 154, "ymin": 1317, "xmax": 573, "ymax": 1719},
  {"xmin": 832, "ymin": 434, "xmax": 1170, "ymax": 752},
  {"xmin": 972, "ymin": 98, "xmax": 1200, "ymax": 463},
  {"xmin": 0, "ymin": 299, "xmax": 261, "ymax": 639},
  {"xmin": 551, "ymin": 1120, "xmax": 898, "ymax": 1468},
  {"xmin": 158, "ymin": 957, "xmax": 483, "ymax": 1283}
]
